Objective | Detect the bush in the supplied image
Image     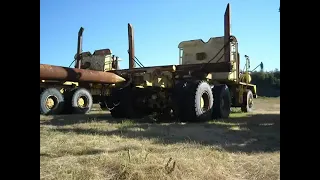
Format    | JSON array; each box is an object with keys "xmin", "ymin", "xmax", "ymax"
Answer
[{"xmin": 250, "ymin": 69, "xmax": 280, "ymax": 97}]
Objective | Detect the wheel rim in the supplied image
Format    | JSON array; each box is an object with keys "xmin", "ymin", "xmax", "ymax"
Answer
[
  {"xmin": 200, "ymin": 92, "xmax": 210, "ymax": 111},
  {"xmin": 77, "ymin": 96, "xmax": 88, "ymax": 108},
  {"xmin": 45, "ymin": 95, "xmax": 58, "ymax": 109}
]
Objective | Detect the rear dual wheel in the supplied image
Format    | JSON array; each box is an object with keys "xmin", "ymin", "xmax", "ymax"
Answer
[
  {"xmin": 107, "ymin": 87, "xmax": 134, "ymax": 118},
  {"xmin": 173, "ymin": 81, "xmax": 231, "ymax": 122},
  {"xmin": 173, "ymin": 80, "xmax": 214, "ymax": 122},
  {"xmin": 107, "ymin": 87, "xmax": 145, "ymax": 119}
]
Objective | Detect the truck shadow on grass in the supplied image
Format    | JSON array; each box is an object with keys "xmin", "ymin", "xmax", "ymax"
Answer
[
  {"xmin": 40, "ymin": 113, "xmax": 115, "ymax": 126},
  {"xmin": 40, "ymin": 110, "xmax": 175, "ymax": 126},
  {"xmin": 42, "ymin": 112, "xmax": 280, "ymax": 154}
]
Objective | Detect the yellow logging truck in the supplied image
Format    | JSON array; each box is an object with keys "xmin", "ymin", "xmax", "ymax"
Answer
[{"xmin": 40, "ymin": 3, "xmax": 261, "ymax": 122}]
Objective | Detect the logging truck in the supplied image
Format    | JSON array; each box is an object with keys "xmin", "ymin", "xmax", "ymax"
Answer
[
  {"xmin": 104, "ymin": 4, "xmax": 258, "ymax": 122},
  {"xmin": 40, "ymin": 3, "xmax": 260, "ymax": 122}
]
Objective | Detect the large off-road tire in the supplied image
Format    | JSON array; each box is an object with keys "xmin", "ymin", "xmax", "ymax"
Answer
[
  {"xmin": 241, "ymin": 89, "xmax": 254, "ymax": 113},
  {"xmin": 107, "ymin": 87, "xmax": 136, "ymax": 119},
  {"xmin": 70, "ymin": 88, "xmax": 93, "ymax": 114},
  {"xmin": 107, "ymin": 90, "xmax": 129, "ymax": 118},
  {"xmin": 212, "ymin": 84, "xmax": 231, "ymax": 119},
  {"xmin": 175, "ymin": 80, "xmax": 214, "ymax": 122},
  {"xmin": 171, "ymin": 81, "xmax": 187, "ymax": 120},
  {"xmin": 40, "ymin": 88, "xmax": 65, "ymax": 115},
  {"xmin": 99, "ymin": 101, "xmax": 108, "ymax": 111}
]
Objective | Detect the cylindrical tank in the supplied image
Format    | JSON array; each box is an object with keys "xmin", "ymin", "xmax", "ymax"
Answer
[{"xmin": 40, "ymin": 64, "xmax": 126, "ymax": 84}]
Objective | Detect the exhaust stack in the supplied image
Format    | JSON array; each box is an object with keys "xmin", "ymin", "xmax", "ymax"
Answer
[
  {"xmin": 224, "ymin": 3, "xmax": 231, "ymax": 63},
  {"xmin": 75, "ymin": 27, "xmax": 84, "ymax": 69},
  {"xmin": 128, "ymin": 23, "xmax": 135, "ymax": 69}
]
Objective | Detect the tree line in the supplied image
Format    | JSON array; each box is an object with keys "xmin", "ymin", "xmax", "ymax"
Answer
[{"xmin": 250, "ymin": 69, "xmax": 280, "ymax": 97}]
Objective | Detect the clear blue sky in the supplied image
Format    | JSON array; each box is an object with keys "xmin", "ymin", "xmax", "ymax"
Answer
[{"xmin": 40, "ymin": 0, "xmax": 280, "ymax": 71}]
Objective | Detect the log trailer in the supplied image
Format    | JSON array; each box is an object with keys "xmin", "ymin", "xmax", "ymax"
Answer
[{"xmin": 40, "ymin": 3, "xmax": 259, "ymax": 122}]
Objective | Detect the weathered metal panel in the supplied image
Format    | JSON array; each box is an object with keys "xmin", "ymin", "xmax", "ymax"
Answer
[
  {"xmin": 178, "ymin": 37, "xmax": 226, "ymax": 65},
  {"xmin": 80, "ymin": 49, "xmax": 114, "ymax": 72}
]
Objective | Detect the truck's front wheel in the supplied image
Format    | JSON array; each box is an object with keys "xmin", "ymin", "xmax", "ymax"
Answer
[
  {"xmin": 241, "ymin": 89, "xmax": 254, "ymax": 113},
  {"xmin": 212, "ymin": 85, "xmax": 231, "ymax": 119}
]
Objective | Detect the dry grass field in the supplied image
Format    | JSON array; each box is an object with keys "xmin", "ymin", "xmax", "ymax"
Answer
[{"xmin": 40, "ymin": 97, "xmax": 280, "ymax": 180}]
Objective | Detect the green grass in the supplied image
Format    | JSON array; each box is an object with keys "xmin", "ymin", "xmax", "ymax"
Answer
[{"xmin": 40, "ymin": 98, "xmax": 280, "ymax": 180}]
